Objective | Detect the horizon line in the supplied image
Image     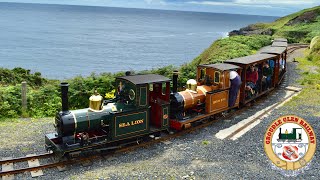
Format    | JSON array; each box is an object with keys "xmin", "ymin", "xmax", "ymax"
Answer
[{"xmin": 0, "ymin": 1, "xmax": 280, "ymax": 18}]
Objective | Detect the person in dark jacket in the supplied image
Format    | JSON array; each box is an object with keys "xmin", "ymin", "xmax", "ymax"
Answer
[
  {"xmin": 229, "ymin": 71, "xmax": 241, "ymax": 107},
  {"xmin": 263, "ymin": 62, "xmax": 273, "ymax": 89}
]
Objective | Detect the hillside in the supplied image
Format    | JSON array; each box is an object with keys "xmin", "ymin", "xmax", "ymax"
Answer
[
  {"xmin": 190, "ymin": 6, "xmax": 320, "ymax": 67},
  {"xmin": 229, "ymin": 6, "xmax": 320, "ymax": 43}
]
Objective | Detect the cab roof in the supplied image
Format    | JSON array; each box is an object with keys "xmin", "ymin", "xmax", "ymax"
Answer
[
  {"xmin": 117, "ymin": 74, "xmax": 170, "ymax": 85},
  {"xmin": 224, "ymin": 54, "xmax": 277, "ymax": 65},
  {"xmin": 198, "ymin": 63, "xmax": 241, "ymax": 71}
]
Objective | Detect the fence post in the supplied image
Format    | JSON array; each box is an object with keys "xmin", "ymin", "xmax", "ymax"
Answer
[{"xmin": 21, "ymin": 81, "xmax": 27, "ymax": 112}]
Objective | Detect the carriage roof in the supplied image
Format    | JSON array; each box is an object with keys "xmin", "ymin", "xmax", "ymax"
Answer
[
  {"xmin": 224, "ymin": 54, "xmax": 277, "ymax": 65},
  {"xmin": 272, "ymin": 41, "xmax": 288, "ymax": 47},
  {"xmin": 273, "ymin": 38, "xmax": 288, "ymax": 42},
  {"xmin": 259, "ymin": 46, "xmax": 287, "ymax": 55}
]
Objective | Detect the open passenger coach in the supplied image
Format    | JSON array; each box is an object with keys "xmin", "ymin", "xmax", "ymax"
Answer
[{"xmin": 45, "ymin": 38, "xmax": 288, "ymax": 157}]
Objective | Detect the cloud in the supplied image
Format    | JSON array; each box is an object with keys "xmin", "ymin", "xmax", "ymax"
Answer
[
  {"xmin": 187, "ymin": 1, "xmax": 272, "ymax": 8},
  {"xmin": 144, "ymin": 0, "xmax": 167, "ymax": 5},
  {"xmin": 187, "ymin": 0, "xmax": 319, "ymax": 8},
  {"xmin": 235, "ymin": 0, "xmax": 318, "ymax": 5}
]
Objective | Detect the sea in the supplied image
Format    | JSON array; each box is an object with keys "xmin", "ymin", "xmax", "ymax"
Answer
[{"xmin": 0, "ymin": 3, "xmax": 278, "ymax": 79}]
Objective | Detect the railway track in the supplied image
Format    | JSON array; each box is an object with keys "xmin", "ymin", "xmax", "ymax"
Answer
[{"xmin": 0, "ymin": 45, "xmax": 306, "ymax": 179}]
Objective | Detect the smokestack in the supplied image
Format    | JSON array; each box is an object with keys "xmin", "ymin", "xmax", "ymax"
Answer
[
  {"xmin": 125, "ymin": 71, "xmax": 132, "ymax": 76},
  {"xmin": 172, "ymin": 70, "xmax": 179, "ymax": 93},
  {"xmin": 60, "ymin": 82, "xmax": 70, "ymax": 114}
]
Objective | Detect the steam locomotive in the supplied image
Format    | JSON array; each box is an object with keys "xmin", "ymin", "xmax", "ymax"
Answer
[
  {"xmin": 278, "ymin": 128, "xmax": 302, "ymax": 142},
  {"xmin": 45, "ymin": 38, "xmax": 288, "ymax": 157}
]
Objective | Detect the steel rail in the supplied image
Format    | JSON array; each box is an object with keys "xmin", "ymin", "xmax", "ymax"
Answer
[{"xmin": 0, "ymin": 152, "xmax": 53, "ymax": 165}]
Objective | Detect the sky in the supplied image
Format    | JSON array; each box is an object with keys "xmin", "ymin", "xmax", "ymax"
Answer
[{"xmin": 0, "ymin": 0, "xmax": 319, "ymax": 16}]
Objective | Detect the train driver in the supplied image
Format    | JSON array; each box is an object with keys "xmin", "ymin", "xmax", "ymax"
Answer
[
  {"xmin": 116, "ymin": 81, "xmax": 126, "ymax": 102},
  {"xmin": 229, "ymin": 70, "xmax": 241, "ymax": 107}
]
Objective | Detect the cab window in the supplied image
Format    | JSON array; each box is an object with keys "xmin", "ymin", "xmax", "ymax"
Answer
[
  {"xmin": 214, "ymin": 71, "xmax": 220, "ymax": 83},
  {"xmin": 199, "ymin": 68, "xmax": 206, "ymax": 80},
  {"xmin": 149, "ymin": 83, "xmax": 153, "ymax": 91},
  {"xmin": 162, "ymin": 82, "xmax": 166, "ymax": 95}
]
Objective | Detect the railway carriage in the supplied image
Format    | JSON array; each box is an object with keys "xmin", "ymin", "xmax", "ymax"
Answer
[
  {"xmin": 272, "ymin": 38, "xmax": 288, "ymax": 47},
  {"xmin": 260, "ymin": 46, "xmax": 287, "ymax": 85},
  {"xmin": 225, "ymin": 54, "xmax": 278, "ymax": 104}
]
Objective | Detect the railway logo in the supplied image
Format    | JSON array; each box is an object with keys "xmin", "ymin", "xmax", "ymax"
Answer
[{"xmin": 264, "ymin": 115, "xmax": 316, "ymax": 176}]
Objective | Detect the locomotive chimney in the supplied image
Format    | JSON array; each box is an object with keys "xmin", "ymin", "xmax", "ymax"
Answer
[
  {"xmin": 125, "ymin": 71, "xmax": 132, "ymax": 76},
  {"xmin": 172, "ymin": 70, "xmax": 179, "ymax": 93},
  {"xmin": 60, "ymin": 82, "xmax": 70, "ymax": 114}
]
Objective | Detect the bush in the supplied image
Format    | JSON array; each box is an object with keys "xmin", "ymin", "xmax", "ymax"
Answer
[
  {"xmin": 0, "ymin": 67, "xmax": 47, "ymax": 87},
  {"xmin": 0, "ymin": 85, "xmax": 22, "ymax": 118}
]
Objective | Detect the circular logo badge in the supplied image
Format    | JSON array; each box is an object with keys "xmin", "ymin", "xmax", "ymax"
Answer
[{"xmin": 264, "ymin": 115, "xmax": 316, "ymax": 171}]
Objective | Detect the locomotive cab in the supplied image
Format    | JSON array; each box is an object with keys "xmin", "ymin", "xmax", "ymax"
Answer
[
  {"xmin": 115, "ymin": 74, "xmax": 171, "ymax": 130},
  {"xmin": 169, "ymin": 63, "xmax": 242, "ymax": 130}
]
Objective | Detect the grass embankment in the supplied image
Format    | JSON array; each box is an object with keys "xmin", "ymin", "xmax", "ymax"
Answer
[
  {"xmin": 284, "ymin": 36, "xmax": 320, "ymax": 116},
  {"xmin": 0, "ymin": 35, "xmax": 272, "ymax": 119},
  {"xmin": 250, "ymin": 6, "xmax": 320, "ymax": 43}
]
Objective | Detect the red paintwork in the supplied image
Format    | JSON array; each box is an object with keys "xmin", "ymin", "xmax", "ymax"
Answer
[
  {"xmin": 169, "ymin": 119, "xmax": 182, "ymax": 130},
  {"xmin": 149, "ymin": 82, "xmax": 170, "ymax": 128}
]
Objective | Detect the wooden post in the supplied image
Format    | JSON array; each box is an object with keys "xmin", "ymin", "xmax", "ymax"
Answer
[{"xmin": 21, "ymin": 81, "xmax": 27, "ymax": 111}]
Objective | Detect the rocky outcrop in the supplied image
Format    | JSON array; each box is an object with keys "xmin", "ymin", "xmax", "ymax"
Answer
[
  {"xmin": 229, "ymin": 24, "xmax": 273, "ymax": 36},
  {"xmin": 286, "ymin": 9, "xmax": 320, "ymax": 26}
]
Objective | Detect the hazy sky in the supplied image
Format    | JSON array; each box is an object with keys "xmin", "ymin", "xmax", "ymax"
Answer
[{"xmin": 1, "ymin": 0, "xmax": 319, "ymax": 16}]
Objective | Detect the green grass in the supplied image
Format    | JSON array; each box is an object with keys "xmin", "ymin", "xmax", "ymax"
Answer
[
  {"xmin": 202, "ymin": 140, "xmax": 210, "ymax": 145},
  {"xmin": 246, "ymin": 6, "xmax": 320, "ymax": 43},
  {"xmin": 284, "ymin": 37, "xmax": 320, "ymax": 114},
  {"xmin": 192, "ymin": 35, "xmax": 272, "ymax": 65}
]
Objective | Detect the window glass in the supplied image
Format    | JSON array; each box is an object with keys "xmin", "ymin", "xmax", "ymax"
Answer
[
  {"xmin": 200, "ymin": 68, "xmax": 206, "ymax": 80},
  {"xmin": 162, "ymin": 82, "xmax": 166, "ymax": 95},
  {"xmin": 214, "ymin": 71, "xmax": 220, "ymax": 83},
  {"xmin": 149, "ymin": 83, "xmax": 153, "ymax": 91}
]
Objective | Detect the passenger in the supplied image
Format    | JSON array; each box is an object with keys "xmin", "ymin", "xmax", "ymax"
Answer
[
  {"xmin": 263, "ymin": 62, "xmax": 273, "ymax": 89},
  {"xmin": 280, "ymin": 59, "xmax": 285, "ymax": 70},
  {"xmin": 269, "ymin": 60, "xmax": 275, "ymax": 69},
  {"xmin": 246, "ymin": 65, "xmax": 258, "ymax": 96},
  {"xmin": 229, "ymin": 71, "xmax": 241, "ymax": 107},
  {"xmin": 246, "ymin": 66, "xmax": 258, "ymax": 84},
  {"xmin": 254, "ymin": 66, "xmax": 261, "ymax": 93}
]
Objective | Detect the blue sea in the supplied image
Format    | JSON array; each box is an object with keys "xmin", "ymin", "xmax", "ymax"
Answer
[{"xmin": 0, "ymin": 3, "xmax": 277, "ymax": 79}]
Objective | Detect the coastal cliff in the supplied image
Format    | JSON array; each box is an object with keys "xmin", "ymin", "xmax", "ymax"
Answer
[{"xmin": 229, "ymin": 6, "xmax": 320, "ymax": 43}]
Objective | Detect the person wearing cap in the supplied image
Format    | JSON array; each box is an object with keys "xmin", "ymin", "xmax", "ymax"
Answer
[{"xmin": 229, "ymin": 70, "xmax": 241, "ymax": 107}]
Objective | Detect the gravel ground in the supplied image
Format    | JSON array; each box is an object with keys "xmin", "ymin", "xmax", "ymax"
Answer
[{"xmin": 1, "ymin": 48, "xmax": 319, "ymax": 179}]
